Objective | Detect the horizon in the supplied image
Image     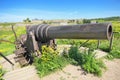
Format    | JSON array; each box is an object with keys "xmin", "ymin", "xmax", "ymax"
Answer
[
  {"xmin": 0, "ymin": 0, "xmax": 120, "ymax": 22},
  {"xmin": 0, "ymin": 16, "xmax": 120, "ymax": 23}
]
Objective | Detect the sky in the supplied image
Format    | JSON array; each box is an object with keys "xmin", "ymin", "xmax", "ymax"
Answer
[{"xmin": 0, "ymin": 0, "xmax": 120, "ymax": 22}]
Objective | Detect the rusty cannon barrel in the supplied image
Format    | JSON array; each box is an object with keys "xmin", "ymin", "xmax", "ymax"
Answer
[{"xmin": 27, "ymin": 23, "xmax": 112, "ymax": 43}]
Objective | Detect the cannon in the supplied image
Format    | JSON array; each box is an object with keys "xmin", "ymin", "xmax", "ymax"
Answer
[{"xmin": 13, "ymin": 23, "xmax": 113, "ymax": 66}]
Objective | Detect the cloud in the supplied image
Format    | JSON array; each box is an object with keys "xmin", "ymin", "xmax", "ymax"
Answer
[
  {"xmin": 0, "ymin": 8, "xmax": 120, "ymax": 22},
  {"xmin": 0, "ymin": 13, "xmax": 27, "ymax": 22},
  {"xmin": 0, "ymin": 9, "xmax": 69, "ymax": 22}
]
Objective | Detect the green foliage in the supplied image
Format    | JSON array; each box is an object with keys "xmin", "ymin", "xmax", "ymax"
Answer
[
  {"xmin": 68, "ymin": 20, "xmax": 75, "ymax": 23},
  {"xmin": 82, "ymin": 19, "xmax": 91, "ymax": 23},
  {"xmin": 69, "ymin": 46, "xmax": 106, "ymax": 76},
  {"xmin": 0, "ymin": 65, "xmax": 5, "ymax": 80},
  {"xmin": 0, "ymin": 24, "xmax": 26, "ymax": 56},
  {"xmin": 0, "ymin": 43, "xmax": 15, "ymax": 56},
  {"xmin": 92, "ymin": 16, "xmax": 120, "ymax": 21},
  {"xmin": 99, "ymin": 40, "xmax": 110, "ymax": 52},
  {"xmin": 23, "ymin": 18, "xmax": 31, "ymax": 23},
  {"xmin": 57, "ymin": 39, "xmax": 83, "ymax": 45},
  {"xmin": 106, "ymin": 33, "xmax": 120, "ymax": 59},
  {"xmin": 112, "ymin": 21, "xmax": 120, "ymax": 32},
  {"xmin": 0, "ymin": 23, "xmax": 16, "ymax": 27},
  {"xmin": 34, "ymin": 46, "xmax": 69, "ymax": 77},
  {"xmin": 57, "ymin": 39, "xmax": 98, "ymax": 50},
  {"xmin": 42, "ymin": 21, "xmax": 47, "ymax": 24},
  {"xmin": 57, "ymin": 33, "xmax": 120, "ymax": 60}
]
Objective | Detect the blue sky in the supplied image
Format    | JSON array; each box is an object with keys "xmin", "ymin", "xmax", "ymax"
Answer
[{"xmin": 0, "ymin": 0, "xmax": 120, "ymax": 22}]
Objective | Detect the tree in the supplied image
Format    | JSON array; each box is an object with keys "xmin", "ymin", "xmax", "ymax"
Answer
[
  {"xmin": 42, "ymin": 21, "xmax": 47, "ymax": 24},
  {"xmin": 23, "ymin": 18, "xmax": 31, "ymax": 23},
  {"xmin": 76, "ymin": 20, "xmax": 81, "ymax": 24},
  {"xmin": 82, "ymin": 19, "xmax": 91, "ymax": 23}
]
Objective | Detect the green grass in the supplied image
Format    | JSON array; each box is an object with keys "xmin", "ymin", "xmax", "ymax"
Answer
[
  {"xmin": 0, "ymin": 43, "xmax": 15, "ymax": 56},
  {"xmin": 68, "ymin": 46, "xmax": 106, "ymax": 77},
  {"xmin": 57, "ymin": 33, "xmax": 120, "ymax": 60},
  {"xmin": 0, "ymin": 65, "xmax": 5, "ymax": 80},
  {"xmin": 0, "ymin": 23, "xmax": 16, "ymax": 27},
  {"xmin": 112, "ymin": 21, "xmax": 120, "ymax": 32},
  {"xmin": 106, "ymin": 33, "xmax": 120, "ymax": 59},
  {"xmin": 34, "ymin": 22, "xmax": 120, "ymax": 77},
  {"xmin": 0, "ymin": 21, "xmax": 120, "ymax": 78},
  {"xmin": 34, "ymin": 46, "xmax": 70, "ymax": 77},
  {"xmin": 34, "ymin": 45, "xmax": 106, "ymax": 77},
  {"xmin": 0, "ymin": 25, "xmax": 26, "ymax": 56}
]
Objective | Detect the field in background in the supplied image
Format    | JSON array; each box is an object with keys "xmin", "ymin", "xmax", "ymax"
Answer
[
  {"xmin": 0, "ymin": 19, "xmax": 120, "ymax": 56},
  {"xmin": 0, "ymin": 24, "xmax": 26, "ymax": 56}
]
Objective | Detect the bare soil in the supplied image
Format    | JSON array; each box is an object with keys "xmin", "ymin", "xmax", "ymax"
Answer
[{"xmin": 42, "ymin": 59, "xmax": 120, "ymax": 80}]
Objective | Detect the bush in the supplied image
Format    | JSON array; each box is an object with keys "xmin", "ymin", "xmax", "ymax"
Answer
[
  {"xmin": 69, "ymin": 46, "xmax": 106, "ymax": 76},
  {"xmin": 34, "ymin": 46, "xmax": 69, "ymax": 77}
]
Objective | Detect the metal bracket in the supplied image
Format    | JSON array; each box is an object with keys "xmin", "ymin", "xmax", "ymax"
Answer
[{"xmin": 0, "ymin": 52, "xmax": 14, "ymax": 66}]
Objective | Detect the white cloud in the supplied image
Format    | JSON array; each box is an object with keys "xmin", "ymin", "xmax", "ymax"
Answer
[
  {"xmin": 0, "ymin": 9, "xmax": 71, "ymax": 22},
  {"xmin": 0, "ymin": 13, "xmax": 27, "ymax": 22},
  {"xmin": 0, "ymin": 8, "xmax": 120, "ymax": 22}
]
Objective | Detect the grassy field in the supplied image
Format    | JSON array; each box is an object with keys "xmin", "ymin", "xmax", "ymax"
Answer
[
  {"xmin": 0, "ymin": 20, "xmax": 120, "ymax": 77},
  {"xmin": 112, "ymin": 21, "xmax": 120, "ymax": 32},
  {"xmin": 0, "ymin": 21, "xmax": 120, "ymax": 55},
  {"xmin": 0, "ymin": 24, "xmax": 26, "ymax": 56}
]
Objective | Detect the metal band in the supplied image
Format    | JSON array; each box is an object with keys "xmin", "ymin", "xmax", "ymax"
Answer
[{"xmin": 36, "ymin": 24, "xmax": 43, "ymax": 40}]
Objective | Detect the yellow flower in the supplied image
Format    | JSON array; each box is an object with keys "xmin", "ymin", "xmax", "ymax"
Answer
[{"xmin": 0, "ymin": 65, "xmax": 2, "ymax": 69}]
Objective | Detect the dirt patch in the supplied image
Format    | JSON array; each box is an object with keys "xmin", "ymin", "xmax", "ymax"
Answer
[{"xmin": 42, "ymin": 59, "xmax": 120, "ymax": 80}]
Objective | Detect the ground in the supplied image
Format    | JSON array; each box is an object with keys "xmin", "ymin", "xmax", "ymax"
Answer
[
  {"xmin": 0, "ymin": 46, "xmax": 120, "ymax": 80},
  {"xmin": 42, "ymin": 59, "xmax": 120, "ymax": 80}
]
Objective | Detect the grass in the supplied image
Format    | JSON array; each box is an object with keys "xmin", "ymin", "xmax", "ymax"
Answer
[
  {"xmin": 0, "ymin": 25, "xmax": 26, "ymax": 56},
  {"xmin": 0, "ymin": 65, "xmax": 5, "ymax": 80},
  {"xmin": 0, "ymin": 43, "xmax": 15, "ymax": 56},
  {"xmin": 68, "ymin": 46, "xmax": 106, "ymax": 77},
  {"xmin": 0, "ymin": 23, "xmax": 16, "ymax": 27},
  {"xmin": 57, "ymin": 30, "xmax": 120, "ymax": 60},
  {"xmin": 106, "ymin": 33, "xmax": 120, "ymax": 59},
  {"xmin": 34, "ymin": 45, "xmax": 106, "ymax": 77},
  {"xmin": 112, "ymin": 21, "xmax": 120, "ymax": 32},
  {"xmin": 0, "ymin": 21, "xmax": 120, "ymax": 78},
  {"xmin": 56, "ymin": 31, "xmax": 120, "ymax": 77},
  {"xmin": 34, "ymin": 46, "xmax": 70, "ymax": 77}
]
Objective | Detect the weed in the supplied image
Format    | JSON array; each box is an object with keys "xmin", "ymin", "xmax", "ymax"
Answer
[
  {"xmin": 68, "ymin": 46, "xmax": 106, "ymax": 77},
  {"xmin": 34, "ymin": 46, "xmax": 69, "ymax": 77}
]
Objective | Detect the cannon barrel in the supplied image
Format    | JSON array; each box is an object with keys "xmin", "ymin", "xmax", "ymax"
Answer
[{"xmin": 28, "ymin": 23, "xmax": 112, "ymax": 43}]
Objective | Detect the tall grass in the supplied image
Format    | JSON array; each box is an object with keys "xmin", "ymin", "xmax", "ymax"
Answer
[{"xmin": 68, "ymin": 46, "xmax": 106, "ymax": 76}]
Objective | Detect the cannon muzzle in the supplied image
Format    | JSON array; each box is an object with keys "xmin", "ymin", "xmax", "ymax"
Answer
[{"xmin": 28, "ymin": 23, "xmax": 112, "ymax": 43}]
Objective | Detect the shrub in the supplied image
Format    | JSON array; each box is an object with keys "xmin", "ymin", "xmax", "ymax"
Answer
[
  {"xmin": 34, "ymin": 46, "xmax": 69, "ymax": 77},
  {"xmin": 69, "ymin": 46, "xmax": 106, "ymax": 76}
]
